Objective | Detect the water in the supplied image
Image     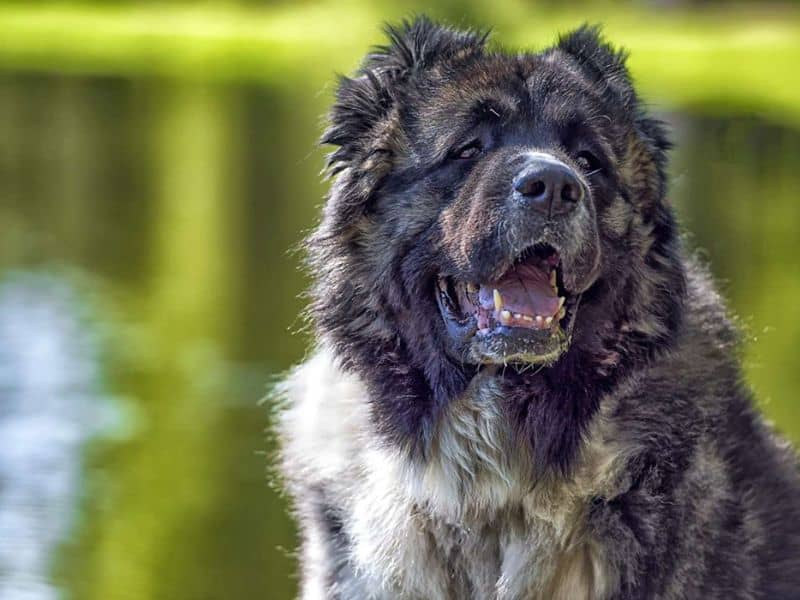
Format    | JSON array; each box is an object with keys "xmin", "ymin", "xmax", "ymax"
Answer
[
  {"xmin": 0, "ymin": 275, "xmax": 121, "ymax": 600},
  {"xmin": 0, "ymin": 73, "xmax": 798, "ymax": 600}
]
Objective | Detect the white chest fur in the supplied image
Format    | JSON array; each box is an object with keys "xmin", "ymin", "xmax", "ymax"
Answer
[{"xmin": 279, "ymin": 350, "xmax": 623, "ymax": 599}]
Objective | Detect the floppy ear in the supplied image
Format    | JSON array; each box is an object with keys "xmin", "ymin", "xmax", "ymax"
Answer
[
  {"xmin": 320, "ymin": 17, "xmax": 488, "ymax": 231},
  {"xmin": 557, "ymin": 24, "xmax": 635, "ymax": 107},
  {"xmin": 560, "ymin": 25, "xmax": 671, "ymax": 211},
  {"xmin": 322, "ymin": 17, "xmax": 488, "ymax": 173}
]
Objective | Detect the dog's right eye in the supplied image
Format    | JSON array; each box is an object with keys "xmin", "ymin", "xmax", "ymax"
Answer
[
  {"xmin": 575, "ymin": 150, "xmax": 603, "ymax": 175},
  {"xmin": 450, "ymin": 140, "xmax": 483, "ymax": 160}
]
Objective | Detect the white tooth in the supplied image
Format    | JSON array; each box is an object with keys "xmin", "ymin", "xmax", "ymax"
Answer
[
  {"xmin": 493, "ymin": 289, "xmax": 504, "ymax": 311},
  {"xmin": 522, "ymin": 315, "xmax": 534, "ymax": 322},
  {"xmin": 513, "ymin": 313, "xmax": 523, "ymax": 319},
  {"xmin": 550, "ymin": 270, "xmax": 557, "ymax": 288},
  {"xmin": 467, "ymin": 282, "xmax": 479, "ymax": 293},
  {"xmin": 545, "ymin": 316, "xmax": 553, "ymax": 325},
  {"xmin": 557, "ymin": 296, "xmax": 566, "ymax": 310},
  {"xmin": 500, "ymin": 309, "xmax": 512, "ymax": 323},
  {"xmin": 558, "ymin": 307, "xmax": 567, "ymax": 320},
  {"xmin": 535, "ymin": 315, "xmax": 544, "ymax": 327}
]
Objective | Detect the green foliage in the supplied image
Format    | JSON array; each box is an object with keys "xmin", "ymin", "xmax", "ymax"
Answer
[{"xmin": 0, "ymin": 2, "xmax": 799, "ymax": 124}]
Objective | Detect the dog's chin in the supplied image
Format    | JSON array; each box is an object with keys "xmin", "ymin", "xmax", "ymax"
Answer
[
  {"xmin": 436, "ymin": 244, "xmax": 586, "ymax": 366},
  {"xmin": 469, "ymin": 325, "xmax": 569, "ymax": 366}
]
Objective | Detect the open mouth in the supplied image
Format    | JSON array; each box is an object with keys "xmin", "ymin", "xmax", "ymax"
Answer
[{"xmin": 437, "ymin": 244, "xmax": 579, "ymax": 364}]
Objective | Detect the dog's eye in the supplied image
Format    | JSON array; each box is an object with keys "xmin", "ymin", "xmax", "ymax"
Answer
[
  {"xmin": 451, "ymin": 140, "xmax": 483, "ymax": 160},
  {"xmin": 575, "ymin": 150, "xmax": 602, "ymax": 174}
]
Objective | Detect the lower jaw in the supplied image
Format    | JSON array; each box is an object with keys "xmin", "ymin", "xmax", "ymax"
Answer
[{"xmin": 467, "ymin": 325, "xmax": 568, "ymax": 366}]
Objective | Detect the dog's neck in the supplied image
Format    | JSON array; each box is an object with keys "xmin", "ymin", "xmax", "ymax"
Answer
[
  {"xmin": 394, "ymin": 367, "xmax": 628, "ymax": 520},
  {"xmin": 280, "ymin": 345, "xmax": 636, "ymax": 598},
  {"xmin": 345, "ymin": 367, "xmax": 627, "ymax": 599}
]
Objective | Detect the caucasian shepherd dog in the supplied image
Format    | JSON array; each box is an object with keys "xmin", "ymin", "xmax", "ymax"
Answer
[{"xmin": 278, "ymin": 18, "xmax": 800, "ymax": 599}]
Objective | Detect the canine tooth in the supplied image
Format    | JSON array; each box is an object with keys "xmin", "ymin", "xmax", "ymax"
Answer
[
  {"xmin": 550, "ymin": 270, "xmax": 557, "ymax": 288},
  {"xmin": 467, "ymin": 282, "xmax": 479, "ymax": 293},
  {"xmin": 493, "ymin": 289, "xmax": 504, "ymax": 311},
  {"xmin": 500, "ymin": 309, "xmax": 512, "ymax": 324},
  {"xmin": 558, "ymin": 307, "xmax": 567, "ymax": 320},
  {"xmin": 545, "ymin": 316, "xmax": 553, "ymax": 325},
  {"xmin": 557, "ymin": 296, "xmax": 566, "ymax": 310},
  {"xmin": 535, "ymin": 315, "xmax": 544, "ymax": 327}
]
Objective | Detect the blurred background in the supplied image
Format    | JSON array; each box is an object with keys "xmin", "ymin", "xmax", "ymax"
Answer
[{"xmin": 0, "ymin": 1, "xmax": 798, "ymax": 599}]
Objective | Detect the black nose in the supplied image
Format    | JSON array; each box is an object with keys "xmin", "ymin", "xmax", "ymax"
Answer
[{"xmin": 514, "ymin": 158, "xmax": 584, "ymax": 217}]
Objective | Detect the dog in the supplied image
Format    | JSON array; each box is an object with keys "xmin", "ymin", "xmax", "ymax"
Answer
[{"xmin": 278, "ymin": 18, "xmax": 800, "ymax": 599}]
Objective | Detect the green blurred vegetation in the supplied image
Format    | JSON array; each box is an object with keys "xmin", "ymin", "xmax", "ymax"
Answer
[
  {"xmin": 0, "ymin": 2, "xmax": 800, "ymax": 125},
  {"xmin": 0, "ymin": 2, "xmax": 798, "ymax": 600}
]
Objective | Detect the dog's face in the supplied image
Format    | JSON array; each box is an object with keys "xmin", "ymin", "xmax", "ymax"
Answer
[
  {"xmin": 310, "ymin": 19, "xmax": 684, "ymax": 457},
  {"xmin": 426, "ymin": 58, "xmax": 608, "ymax": 366}
]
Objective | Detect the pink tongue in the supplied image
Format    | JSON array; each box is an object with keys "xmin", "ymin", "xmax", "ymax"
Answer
[{"xmin": 479, "ymin": 262, "xmax": 560, "ymax": 318}]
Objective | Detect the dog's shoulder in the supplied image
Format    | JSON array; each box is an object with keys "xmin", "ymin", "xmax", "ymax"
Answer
[{"xmin": 594, "ymin": 259, "xmax": 800, "ymax": 596}]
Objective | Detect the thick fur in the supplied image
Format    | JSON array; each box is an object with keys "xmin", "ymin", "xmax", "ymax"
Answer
[{"xmin": 278, "ymin": 18, "xmax": 800, "ymax": 599}]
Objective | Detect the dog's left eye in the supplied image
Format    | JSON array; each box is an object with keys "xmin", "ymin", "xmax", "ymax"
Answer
[
  {"xmin": 451, "ymin": 140, "xmax": 483, "ymax": 160},
  {"xmin": 575, "ymin": 150, "xmax": 602, "ymax": 174}
]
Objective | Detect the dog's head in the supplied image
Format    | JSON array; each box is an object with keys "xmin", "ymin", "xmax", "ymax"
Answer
[{"xmin": 309, "ymin": 18, "xmax": 685, "ymax": 461}]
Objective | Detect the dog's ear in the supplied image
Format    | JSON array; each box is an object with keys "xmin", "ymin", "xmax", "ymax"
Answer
[
  {"xmin": 556, "ymin": 24, "xmax": 635, "ymax": 107},
  {"xmin": 320, "ymin": 17, "xmax": 488, "ymax": 231},
  {"xmin": 322, "ymin": 17, "xmax": 488, "ymax": 174},
  {"xmin": 365, "ymin": 16, "xmax": 489, "ymax": 78},
  {"xmin": 559, "ymin": 25, "xmax": 671, "ymax": 210}
]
